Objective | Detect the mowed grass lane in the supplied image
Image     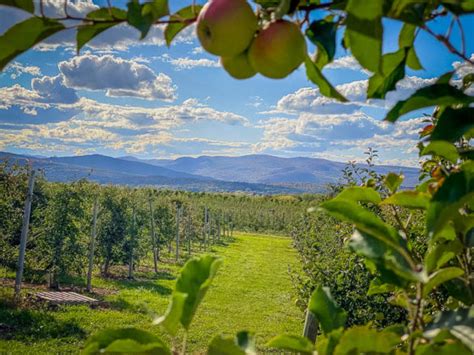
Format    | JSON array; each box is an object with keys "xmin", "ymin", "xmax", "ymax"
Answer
[{"xmin": 0, "ymin": 232, "xmax": 302, "ymax": 353}]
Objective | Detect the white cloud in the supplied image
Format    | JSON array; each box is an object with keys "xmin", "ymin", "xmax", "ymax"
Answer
[
  {"xmin": 5, "ymin": 62, "xmax": 42, "ymax": 79},
  {"xmin": 326, "ymin": 56, "xmax": 364, "ymax": 71},
  {"xmin": 162, "ymin": 54, "xmax": 220, "ymax": 70},
  {"xmin": 58, "ymin": 54, "xmax": 177, "ymax": 101}
]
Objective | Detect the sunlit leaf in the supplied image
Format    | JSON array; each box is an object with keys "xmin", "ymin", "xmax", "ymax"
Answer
[
  {"xmin": 208, "ymin": 331, "xmax": 256, "ymax": 355},
  {"xmin": 385, "ymin": 173, "xmax": 404, "ymax": 193},
  {"xmin": 333, "ymin": 186, "xmax": 381, "ymax": 204},
  {"xmin": 381, "ymin": 191, "xmax": 430, "ymax": 209},
  {"xmin": 423, "ymin": 267, "xmax": 464, "ymax": 297},
  {"xmin": 398, "ymin": 23, "xmax": 422, "ymax": 70},
  {"xmin": 266, "ymin": 334, "xmax": 314, "ymax": 354},
  {"xmin": 368, "ymin": 48, "xmax": 407, "ymax": 99},
  {"xmin": 345, "ymin": 0, "xmax": 383, "ymax": 72},
  {"xmin": 422, "ymin": 141, "xmax": 459, "ymax": 164},
  {"xmin": 153, "ymin": 292, "xmax": 187, "ymax": 336},
  {"xmin": 83, "ymin": 328, "xmax": 170, "ymax": 355},
  {"xmin": 385, "ymin": 83, "xmax": 474, "ymax": 122},
  {"xmin": 333, "ymin": 326, "xmax": 401, "ymax": 354}
]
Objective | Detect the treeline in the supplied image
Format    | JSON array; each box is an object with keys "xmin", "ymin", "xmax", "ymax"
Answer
[{"xmin": 0, "ymin": 162, "xmax": 318, "ymax": 287}]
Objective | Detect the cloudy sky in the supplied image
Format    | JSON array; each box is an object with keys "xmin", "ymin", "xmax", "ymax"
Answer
[{"xmin": 0, "ymin": 0, "xmax": 473, "ymax": 166}]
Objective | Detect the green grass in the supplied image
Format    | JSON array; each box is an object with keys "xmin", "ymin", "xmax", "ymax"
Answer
[{"xmin": 0, "ymin": 232, "xmax": 303, "ymax": 353}]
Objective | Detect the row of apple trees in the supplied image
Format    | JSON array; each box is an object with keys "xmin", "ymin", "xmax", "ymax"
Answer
[{"xmin": 0, "ymin": 163, "xmax": 312, "ymax": 288}]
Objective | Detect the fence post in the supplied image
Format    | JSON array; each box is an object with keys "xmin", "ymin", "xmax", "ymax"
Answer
[
  {"xmin": 302, "ymin": 309, "xmax": 318, "ymax": 344},
  {"xmin": 175, "ymin": 205, "xmax": 181, "ymax": 262},
  {"xmin": 148, "ymin": 196, "xmax": 158, "ymax": 274},
  {"xmin": 128, "ymin": 206, "xmax": 136, "ymax": 279},
  {"xmin": 86, "ymin": 196, "xmax": 98, "ymax": 292},
  {"xmin": 14, "ymin": 168, "xmax": 35, "ymax": 301}
]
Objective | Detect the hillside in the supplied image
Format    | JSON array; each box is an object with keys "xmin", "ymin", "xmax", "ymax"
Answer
[{"xmin": 123, "ymin": 154, "xmax": 419, "ymax": 187}]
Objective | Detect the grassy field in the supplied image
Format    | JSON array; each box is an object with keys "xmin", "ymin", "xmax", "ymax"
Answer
[{"xmin": 0, "ymin": 232, "xmax": 303, "ymax": 353}]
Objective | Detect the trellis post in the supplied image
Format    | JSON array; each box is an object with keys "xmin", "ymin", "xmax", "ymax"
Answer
[{"xmin": 14, "ymin": 168, "xmax": 35, "ymax": 301}]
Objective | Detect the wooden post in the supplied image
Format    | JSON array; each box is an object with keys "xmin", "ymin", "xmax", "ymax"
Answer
[
  {"xmin": 303, "ymin": 310, "xmax": 318, "ymax": 344},
  {"xmin": 175, "ymin": 205, "xmax": 181, "ymax": 262},
  {"xmin": 128, "ymin": 206, "xmax": 136, "ymax": 279},
  {"xmin": 14, "ymin": 169, "xmax": 35, "ymax": 301},
  {"xmin": 148, "ymin": 197, "xmax": 158, "ymax": 274},
  {"xmin": 86, "ymin": 196, "xmax": 98, "ymax": 292}
]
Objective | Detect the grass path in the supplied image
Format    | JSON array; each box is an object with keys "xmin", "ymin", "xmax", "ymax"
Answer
[{"xmin": 0, "ymin": 232, "xmax": 302, "ymax": 353}]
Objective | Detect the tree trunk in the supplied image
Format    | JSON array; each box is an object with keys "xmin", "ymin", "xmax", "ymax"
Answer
[
  {"xmin": 175, "ymin": 206, "xmax": 181, "ymax": 262},
  {"xmin": 14, "ymin": 168, "xmax": 35, "ymax": 301}
]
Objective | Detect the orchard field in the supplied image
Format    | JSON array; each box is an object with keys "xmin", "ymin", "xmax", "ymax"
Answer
[{"xmin": 0, "ymin": 232, "xmax": 302, "ymax": 353}]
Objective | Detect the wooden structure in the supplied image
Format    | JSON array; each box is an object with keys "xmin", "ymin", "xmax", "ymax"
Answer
[{"xmin": 36, "ymin": 291, "xmax": 98, "ymax": 305}]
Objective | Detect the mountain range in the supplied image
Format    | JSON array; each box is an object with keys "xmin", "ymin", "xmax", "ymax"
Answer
[{"xmin": 1, "ymin": 151, "xmax": 419, "ymax": 194}]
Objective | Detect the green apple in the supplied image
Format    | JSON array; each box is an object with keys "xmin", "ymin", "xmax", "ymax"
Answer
[
  {"xmin": 221, "ymin": 52, "xmax": 256, "ymax": 79},
  {"xmin": 248, "ymin": 20, "xmax": 307, "ymax": 79},
  {"xmin": 197, "ymin": 0, "xmax": 257, "ymax": 57}
]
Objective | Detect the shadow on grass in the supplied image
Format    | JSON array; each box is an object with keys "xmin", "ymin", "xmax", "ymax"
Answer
[
  {"xmin": 106, "ymin": 278, "xmax": 172, "ymax": 296},
  {"xmin": 0, "ymin": 303, "xmax": 86, "ymax": 341}
]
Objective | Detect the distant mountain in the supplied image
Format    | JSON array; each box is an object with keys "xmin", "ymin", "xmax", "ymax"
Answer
[
  {"xmin": 122, "ymin": 154, "xmax": 419, "ymax": 187},
  {"xmin": 1, "ymin": 151, "xmax": 419, "ymax": 193},
  {"xmin": 0, "ymin": 152, "xmax": 302, "ymax": 194}
]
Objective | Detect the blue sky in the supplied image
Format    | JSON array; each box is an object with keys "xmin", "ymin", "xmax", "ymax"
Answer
[{"xmin": 0, "ymin": 0, "xmax": 472, "ymax": 166}]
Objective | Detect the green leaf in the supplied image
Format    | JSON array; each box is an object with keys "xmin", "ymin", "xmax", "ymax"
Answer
[
  {"xmin": 83, "ymin": 328, "xmax": 170, "ymax": 355},
  {"xmin": 142, "ymin": 0, "xmax": 169, "ymax": 20},
  {"xmin": 321, "ymin": 199, "xmax": 402, "ymax": 243},
  {"xmin": 315, "ymin": 328, "xmax": 344, "ymax": 355},
  {"xmin": 415, "ymin": 341, "xmax": 471, "ymax": 355},
  {"xmin": 385, "ymin": 83, "xmax": 474, "ymax": 122},
  {"xmin": 367, "ymin": 48, "xmax": 407, "ymax": 99},
  {"xmin": 398, "ymin": 23, "xmax": 423, "ymax": 70},
  {"xmin": 127, "ymin": 0, "xmax": 153, "ymax": 39},
  {"xmin": 266, "ymin": 335, "xmax": 314, "ymax": 354},
  {"xmin": 424, "ymin": 308, "xmax": 474, "ymax": 350},
  {"xmin": 333, "ymin": 326, "xmax": 401, "ymax": 355},
  {"xmin": 306, "ymin": 19, "xmax": 337, "ymax": 69},
  {"xmin": 430, "ymin": 107, "xmax": 474, "ymax": 142},
  {"xmin": 208, "ymin": 331, "xmax": 256, "ymax": 355},
  {"xmin": 333, "ymin": 186, "xmax": 382, "ymax": 204},
  {"xmin": 77, "ymin": 23, "xmax": 119, "ymax": 53},
  {"xmin": 427, "ymin": 161, "xmax": 474, "ymax": 236},
  {"xmin": 0, "ymin": 0, "xmax": 34, "ymax": 13},
  {"xmin": 345, "ymin": 0, "xmax": 384, "ymax": 72},
  {"xmin": 164, "ymin": 5, "xmax": 202, "ymax": 46},
  {"xmin": 423, "ymin": 267, "xmax": 464, "ymax": 297},
  {"xmin": 78, "ymin": 6, "xmax": 127, "ymax": 53},
  {"xmin": 425, "ymin": 238, "xmax": 463, "ymax": 272},
  {"xmin": 304, "ymin": 56, "xmax": 347, "ymax": 102},
  {"xmin": 308, "ymin": 285, "xmax": 347, "ymax": 334},
  {"xmin": 367, "ymin": 278, "xmax": 396, "ymax": 295},
  {"xmin": 381, "ymin": 191, "xmax": 430, "ymax": 209},
  {"xmin": 153, "ymin": 292, "xmax": 187, "ymax": 336},
  {"xmin": 349, "ymin": 230, "xmax": 420, "ymax": 285},
  {"xmin": 422, "ymin": 141, "xmax": 459, "ymax": 164},
  {"xmin": 0, "ymin": 17, "xmax": 65, "ymax": 71},
  {"xmin": 175, "ymin": 255, "xmax": 221, "ymax": 330},
  {"xmin": 385, "ymin": 172, "xmax": 404, "ymax": 193}
]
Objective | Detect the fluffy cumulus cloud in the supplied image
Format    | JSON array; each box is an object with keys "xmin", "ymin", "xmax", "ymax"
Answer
[
  {"xmin": 58, "ymin": 54, "xmax": 177, "ymax": 101},
  {"xmin": 273, "ymin": 75, "xmax": 435, "ymax": 116},
  {"xmin": 4, "ymin": 62, "xmax": 42, "ymax": 79},
  {"xmin": 253, "ymin": 73, "xmax": 437, "ymax": 165},
  {"xmin": 31, "ymin": 75, "xmax": 79, "ymax": 103}
]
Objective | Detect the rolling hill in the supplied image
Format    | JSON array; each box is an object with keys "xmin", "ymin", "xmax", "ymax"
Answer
[{"xmin": 1, "ymin": 152, "xmax": 419, "ymax": 193}]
